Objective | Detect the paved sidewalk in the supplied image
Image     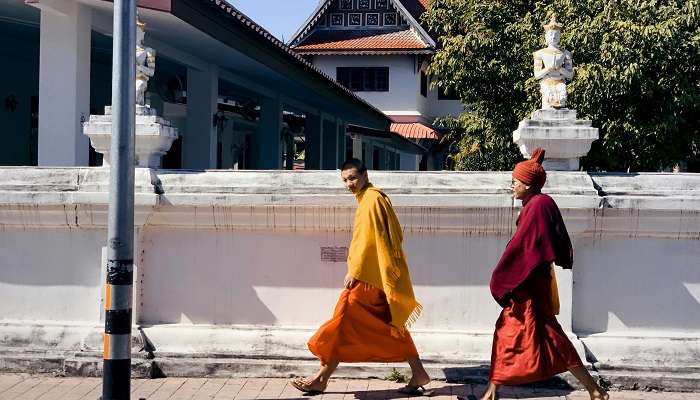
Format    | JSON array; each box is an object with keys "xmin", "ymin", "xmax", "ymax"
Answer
[{"xmin": 0, "ymin": 375, "xmax": 697, "ymax": 400}]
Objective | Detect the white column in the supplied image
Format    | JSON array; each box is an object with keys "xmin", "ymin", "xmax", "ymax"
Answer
[
  {"xmin": 36, "ymin": 0, "xmax": 91, "ymax": 166},
  {"xmin": 184, "ymin": 65, "xmax": 218, "ymax": 169}
]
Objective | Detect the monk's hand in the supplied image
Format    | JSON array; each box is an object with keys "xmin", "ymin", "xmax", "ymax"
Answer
[{"xmin": 343, "ymin": 274, "xmax": 356, "ymax": 289}]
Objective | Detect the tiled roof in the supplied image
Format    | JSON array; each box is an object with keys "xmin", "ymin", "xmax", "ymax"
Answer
[
  {"xmin": 294, "ymin": 29, "xmax": 430, "ymax": 52},
  {"xmin": 391, "ymin": 122, "xmax": 443, "ymax": 140}
]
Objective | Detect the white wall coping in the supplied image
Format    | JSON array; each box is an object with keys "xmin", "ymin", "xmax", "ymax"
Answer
[{"xmin": 0, "ymin": 168, "xmax": 698, "ymax": 234}]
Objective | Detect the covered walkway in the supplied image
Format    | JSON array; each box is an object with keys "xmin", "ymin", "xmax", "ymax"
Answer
[{"xmin": 0, "ymin": 0, "xmax": 423, "ymax": 169}]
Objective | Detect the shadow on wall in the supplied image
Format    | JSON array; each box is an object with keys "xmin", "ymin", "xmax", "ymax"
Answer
[{"xmin": 573, "ymin": 237, "xmax": 700, "ymax": 334}]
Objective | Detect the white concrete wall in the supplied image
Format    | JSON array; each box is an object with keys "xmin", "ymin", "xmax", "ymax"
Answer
[
  {"xmin": 312, "ymin": 55, "xmax": 422, "ymax": 117},
  {"xmin": 0, "ymin": 227, "xmax": 105, "ymax": 322},
  {"xmin": 0, "ymin": 168, "xmax": 698, "ymax": 370},
  {"xmin": 426, "ymin": 85, "xmax": 463, "ymax": 119}
]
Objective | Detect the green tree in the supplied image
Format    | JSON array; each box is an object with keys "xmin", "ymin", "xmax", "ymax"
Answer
[{"xmin": 425, "ymin": 0, "xmax": 700, "ymax": 172}]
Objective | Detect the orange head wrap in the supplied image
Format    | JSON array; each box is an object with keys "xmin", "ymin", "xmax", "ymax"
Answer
[{"xmin": 512, "ymin": 147, "xmax": 546, "ymax": 190}]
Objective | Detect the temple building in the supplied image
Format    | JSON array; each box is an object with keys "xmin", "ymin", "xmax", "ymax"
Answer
[{"xmin": 289, "ymin": 0, "xmax": 463, "ymax": 170}]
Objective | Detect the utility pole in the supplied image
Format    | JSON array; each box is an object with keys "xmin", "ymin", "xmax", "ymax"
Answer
[{"xmin": 103, "ymin": 0, "xmax": 136, "ymax": 396}]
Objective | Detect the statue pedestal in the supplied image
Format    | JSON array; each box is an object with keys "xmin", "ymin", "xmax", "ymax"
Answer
[
  {"xmin": 513, "ymin": 109, "xmax": 598, "ymax": 171},
  {"xmin": 83, "ymin": 105, "xmax": 178, "ymax": 168}
]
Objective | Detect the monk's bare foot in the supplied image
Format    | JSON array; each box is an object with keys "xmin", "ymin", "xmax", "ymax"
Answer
[
  {"xmin": 478, "ymin": 391, "xmax": 497, "ymax": 400},
  {"xmin": 478, "ymin": 382, "xmax": 498, "ymax": 400},
  {"xmin": 407, "ymin": 371, "xmax": 431, "ymax": 388},
  {"xmin": 589, "ymin": 388, "xmax": 609, "ymax": 400},
  {"xmin": 290, "ymin": 377, "xmax": 327, "ymax": 393}
]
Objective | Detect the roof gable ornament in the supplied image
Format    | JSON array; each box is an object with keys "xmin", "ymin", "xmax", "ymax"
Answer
[{"xmin": 289, "ymin": 0, "xmax": 435, "ymax": 50}]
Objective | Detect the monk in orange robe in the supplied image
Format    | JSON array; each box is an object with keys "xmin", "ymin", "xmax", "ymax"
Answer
[
  {"xmin": 478, "ymin": 148, "xmax": 608, "ymax": 400},
  {"xmin": 291, "ymin": 158, "xmax": 431, "ymax": 395}
]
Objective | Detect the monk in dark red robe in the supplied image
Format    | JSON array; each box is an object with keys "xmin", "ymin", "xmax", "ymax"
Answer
[{"xmin": 479, "ymin": 148, "xmax": 609, "ymax": 400}]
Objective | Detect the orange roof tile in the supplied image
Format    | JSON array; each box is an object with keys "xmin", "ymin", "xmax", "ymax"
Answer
[
  {"xmin": 391, "ymin": 122, "xmax": 442, "ymax": 140},
  {"xmin": 295, "ymin": 30, "xmax": 429, "ymax": 51}
]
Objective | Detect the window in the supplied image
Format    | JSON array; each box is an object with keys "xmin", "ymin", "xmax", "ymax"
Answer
[
  {"xmin": 358, "ymin": 0, "xmax": 370, "ymax": 8},
  {"xmin": 376, "ymin": 0, "xmax": 387, "ymax": 9},
  {"xmin": 420, "ymin": 71, "xmax": 428, "ymax": 97},
  {"xmin": 438, "ymin": 87, "xmax": 460, "ymax": 100},
  {"xmin": 337, "ymin": 67, "xmax": 390, "ymax": 92},
  {"xmin": 340, "ymin": 0, "xmax": 353, "ymax": 10}
]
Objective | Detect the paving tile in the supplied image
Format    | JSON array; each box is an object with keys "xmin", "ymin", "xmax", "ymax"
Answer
[
  {"xmin": 170, "ymin": 378, "xmax": 209, "ymax": 400},
  {"xmin": 235, "ymin": 389, "xmax": 263, "ymax": 399},
  {"xmin": 321, "ymin": 379, "xmax": 349, "ymax": 400},
  {"xmin": 130, "ymin": 378, "xmax": 147, "ymax": 393},
  {"xmin": 193, "ymin": 378, "xmax": 229, "ymax": 399},
  {"xmin": 0, "ymin": 375, "xmax": 27, "ymax": 395},
  {"xmin": 243, "ymin": 378, "xmax": 269, "ymax": 391},
  {"xmin": 0, "ymin": 377, "xmax": 45, "ymax": 399},
  {"xmin": 58, "ymin": 377, "xmax": 101, "ymax": 400},
  {"xmin": 79, "ymin": 380, "xmax": 103, "ymax": 400},
  {"xmin": 35, "ymin": 378, "xmax": 83, "ymax": 400},
  {"xmin": 132, "ymin": 378, "xmax": 168, "ymax": 399},
  {"xmin": 215, "ymin": 379, "xmax": 245, "ymax": 399},
  {"xmin": 148, "ymin": 377, "xmax": 187, "ymax": 400},
  {"xmin": 14, "ymin": 378, "xmax": 62, "ymax": 400}
]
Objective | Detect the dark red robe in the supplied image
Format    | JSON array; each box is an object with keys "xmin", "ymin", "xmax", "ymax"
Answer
[
  {"xmin": 490, "ymin": 193, "xmax": 573, "ymax": 307},
  {"xmin": 488, "ymin": 192, "xmax": 583, "ymax": 385}
]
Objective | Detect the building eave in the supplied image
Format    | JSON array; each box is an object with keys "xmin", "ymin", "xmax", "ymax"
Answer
[{"xmin": 296, "ymin": 49, "xmax": 434, "ymax": 56}]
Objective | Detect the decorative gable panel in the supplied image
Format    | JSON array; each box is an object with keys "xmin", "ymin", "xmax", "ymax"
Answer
[
  {"xmin": 310, "ymin": 0, "xmax": 408, "ymax": 29},
  {"xmin": 290, "ymin": 0, "xmax": 435, "ymax": 53}
]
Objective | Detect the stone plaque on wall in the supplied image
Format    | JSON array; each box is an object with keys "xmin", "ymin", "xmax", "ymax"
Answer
[{"xmin": 321, "ymin": 246, "xmax": 349, "ymax": 262}]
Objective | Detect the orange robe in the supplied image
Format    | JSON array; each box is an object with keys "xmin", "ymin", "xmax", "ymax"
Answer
[
  {"xmin": 489, "ymin": 264, "xmax": 583, "ymax": 385},
  {"xmin": 308, "ymin": 282, "xmax": 418, "ymax": 364}
]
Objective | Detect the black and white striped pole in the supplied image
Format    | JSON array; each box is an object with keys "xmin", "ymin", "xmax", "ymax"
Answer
[{"xmin": 103, "ymin": 0, "xmax": 136, "ymax": 396}]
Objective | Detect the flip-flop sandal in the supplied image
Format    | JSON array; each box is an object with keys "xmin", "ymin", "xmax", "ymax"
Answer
[
  {"xmin": 397, "ymin": 385, "xmax": 434, "ymax": 396},
  {"xmin": 458, "ymin": 395, "xmax": 488, "ymax": 400},
  {"xmin": 289, "ymin": 378, "xmax": 326, "ymax": 395}
]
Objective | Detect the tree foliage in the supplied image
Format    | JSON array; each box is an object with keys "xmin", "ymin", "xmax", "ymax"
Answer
[{"xmin": 424, "ymin": 0, "xmax": 700, "ymax": 171}]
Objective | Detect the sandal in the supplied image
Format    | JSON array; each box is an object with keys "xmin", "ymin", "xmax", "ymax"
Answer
[
  {"xmin": 458, "ymin": 394, "xmax": 492, "ymax": 400},
  {"xmin": 397, "ymin": 384, "xmax": 434, "ymax": 396},
  {"xmin": 289, "ymin": 377, "xmax": 327, "ymax": 395}
]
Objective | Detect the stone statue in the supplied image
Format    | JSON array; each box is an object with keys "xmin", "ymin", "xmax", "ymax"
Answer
[
  {"xmin": 136, "ymin": 20, "xmax": 156, "ymax": 106},
  {"xmin": 533, "ymin": 14, "xmax": 573, "ymax": 109}
]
